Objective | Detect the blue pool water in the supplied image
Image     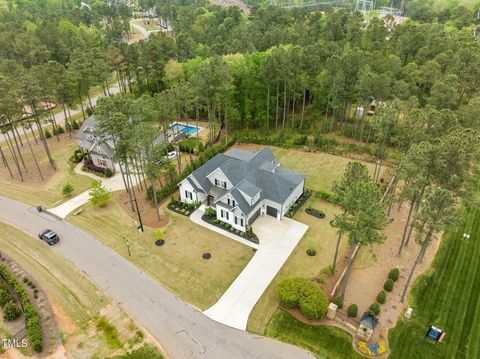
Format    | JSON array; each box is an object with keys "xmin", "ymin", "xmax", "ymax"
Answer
[{"xmin": 171, "ymin": 123, "xmax": 199, "ymax": 134}]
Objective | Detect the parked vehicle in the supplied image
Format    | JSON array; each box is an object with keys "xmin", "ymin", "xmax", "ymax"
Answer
[
  {"xmin": 167, "ymin": 151, "xmax": 177, "ymax": 160},
  {"xmin": 156, "ymin": 157, "xmax": 166, "ymax": 166},
  {"xmin": 38, "ymin": 229, "xmax": 60, "ymax": 245}
]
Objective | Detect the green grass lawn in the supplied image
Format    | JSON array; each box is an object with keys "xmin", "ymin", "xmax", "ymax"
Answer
[
  {"xmin": 0, "ymin": 134, "xmax": 94, "ymax": 207},
  {"xmin": 388, "ymin": 203, "xmax": 480, "ymax": 359},
  {"xmin": 266, "ymin": 310, "xmax": 363, "ymax": 359},
  {"xmin": 270, "ymin": 147, "xmax": 387, "ymax": 193},
  {"xmin": 67, "ymin": 195, "xmax": 254, "ymax": 310},
  {"xmin": 247, "ymin": 197, "xmax": 345, "ymax": 333}
]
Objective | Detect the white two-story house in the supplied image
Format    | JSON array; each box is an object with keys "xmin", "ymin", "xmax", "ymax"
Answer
[{"xmin": 178, "ymin": 147, "xmax": 305, "ymax": 232}]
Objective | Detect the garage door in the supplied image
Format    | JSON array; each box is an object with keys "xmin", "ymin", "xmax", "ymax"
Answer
[
  {"xmin": 249, "ymin": 208, "xmax": 261, "ymax": 224},
  {"xmin": 266, "ymin": 206, "xmax": 278, "ymax": 218}
]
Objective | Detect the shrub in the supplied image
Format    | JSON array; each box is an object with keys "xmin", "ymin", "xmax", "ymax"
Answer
[
  {"xmin": 105, "ymin": 168, "xmax": 114, "ymax": 178},
  {"xmin": 57, "ymin": 125, "xmax": 65, "ymax": 134},
  {"xmin": 62, "ymin": 183, "xmax": 74, "ymax": 196},
  {"xmin": 83, "ymin": 159, "xmax": 106, "ymax": 174},
  {"xmin": 276, "ymin": 278, "xmax": 328, "ymax": 320},
  {"xmin": 317, "ymin": 266, "xmax": 334, "ymax": 283},
  {"xmin": 384, "ymin": 279, "xmax": 394, "ymax": 292},
  {"xmin": 369, "ymin": 303, "xmax": 380, "ymax": 316},
  {"xmin": 293, "ymin": 135, "xmax": 308, "ymax": 146},
  {"xmin": 86, "ymin": 107, "xmax": 93, "ymax": 116},
  {"xmin": 204, "ymin": 207, "xmax": 216, "ymax": 217},
  {"xmin": 88, "ymin": 180, "xmax": 111, "ymax": 207},
  {"xmin": 347, "ymin": 304, "xmax": 358, "ymax": 317},
  {"xmin": 0, "ymin": 289, "xmax": 12, "ymax": 307},
  {"xmin": 315, "ymin": 190, "xmax": 334, "ymax": 203},
  {"xmin": 71, "ymin": 149, "xmax": 84, "ymax": 163},
  {"xmin": 388, "ymin": 268, "xmax": 400, "ymax": 282},
  {"xmin": 333, "ymin": 295, "xmax": 344, "ymax": 309},
  {"xmin": 72, "ymin": 120, "xmax": 80, "ymax": 130},
  {"xmin": 0, "ymin": 265, "xmax": 42, "ymax": 352},
  {"xmin": 377, "ymin": 290, "xmax": 386, "ymax": 304},
  {"xmin": 44, "ymin": 129, "xmax": 52, "ymax": 139},
  {"xmin": 3, "ymin": 301, "xmax": 20, "ymax": 321}
]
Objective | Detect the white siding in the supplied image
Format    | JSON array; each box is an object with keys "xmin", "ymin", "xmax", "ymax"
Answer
[
  {"xmin": 216, "ymin": 204, "xmax": 246, "ymax": 231},
  {"xmin": 281, "ymin": 180, "xmax": 305, "ymax": 217},
  {"xmin": 179, "ymin": 179, "xmax": 199, "ymax": 204},
  {"xmin": 206, "ymin": 168, "xmax": 233, "ymax": 190}
]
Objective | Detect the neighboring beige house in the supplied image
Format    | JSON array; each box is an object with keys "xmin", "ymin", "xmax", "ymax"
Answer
[
  {"xmin": 76, "ymin": 115, "xmax": 116, "ymax": 173},
  {"xmin": 178, "ymin": 147, "xmax": 305, "ymax": 232}
]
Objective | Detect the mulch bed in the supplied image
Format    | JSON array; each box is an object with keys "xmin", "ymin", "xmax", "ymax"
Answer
[
  {"xmin": 306, "ymin": 207, "xmax": 326, "ymax": 219},
  {"xmin": 167, "ymin": 200, "xmax": 195, "ymax": 217},
  {"xmin": 201, "ymin": 213, "xmax": 259, "ymax": 245},
  {"xmin": 285, "ymin": 190, "xmax": 312, "ymax": 218}
]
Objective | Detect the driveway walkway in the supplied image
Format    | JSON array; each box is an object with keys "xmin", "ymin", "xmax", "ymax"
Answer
[
  {"xmin": 48, "ymin": 164, "xmax": 133, "ymax": 218},
  {"xmin": 0, "ymin": 195, "xmax": 314, "ymax": 359},
  {"xmin": 203, "ymin": 215, "xmax": 309, "ymax": 330}
]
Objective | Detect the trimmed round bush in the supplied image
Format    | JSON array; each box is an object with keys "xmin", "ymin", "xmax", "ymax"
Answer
[
  {"xmin": 3, "ymin": 301, "xmax": 20, "ymax": 321},
  {"xmin": 44, "ymin": 129, "xmax": 52, "ymax": 139},
  {"xmin": 105, "ymin": 168, "xmax": 114, "ymax": 178},
  {"xmin": 276, "ymin": 278, "xmax": 329, "ymax": 319},
  {"xmin": 369, "ymin": 303, "xmax": 380, "ymax": 316},
  {"xmin": 384, "ymin": 279, "xmax": 394, "ymax": 292},
  {"xmin": 347, "ymin": 304, "xmax": 358, "ymax": 317},
  {"xmin": 299, "ymin": 287, "xmax": 329, "ymax": 320},
  {"xmin": 333, "ymin": 295, "xmax": 344, "ymax": 309},
  {"xmin": 276, "ymin": 278, "xmax": 301, "ymax": 309},
  {"xmin": 377, "ymin": 290, "xmax": 386, "ymax": 304},
  {"xmin": 389, "ymin": 268, "xmax": 400, "ymax": 282}
]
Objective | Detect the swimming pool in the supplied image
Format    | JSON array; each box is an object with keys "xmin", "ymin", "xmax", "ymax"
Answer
[{"xmin": 170, "ymin": 123, "xmax": 199, "ymax": 135}]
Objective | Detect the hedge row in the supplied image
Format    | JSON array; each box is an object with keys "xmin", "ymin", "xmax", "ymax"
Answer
[
  {"xmin": 276, "ymin": 278, "xmax": 329, "ymax": 320},
  {"xmin": 0, "ymin": 265, "xmax": 42, "ymax": 352}
]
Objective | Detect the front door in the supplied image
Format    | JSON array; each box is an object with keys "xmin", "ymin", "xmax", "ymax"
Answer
[{"xmin": 207, "ymin": 195, "xmax": 214, "ymax": 206}]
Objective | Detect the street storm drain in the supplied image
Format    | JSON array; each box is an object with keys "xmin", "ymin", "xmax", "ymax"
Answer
[
  {"xmin": 202, "ymin": 252, "xmax": 211, "ymax": 260},
  {"xmin": 155, "ymin": 239, "xmax": 165, "ymax": 246}
]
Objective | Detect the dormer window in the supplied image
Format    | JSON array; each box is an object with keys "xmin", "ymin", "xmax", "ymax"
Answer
[
  {"xmin": 215, "ymin": 178, "xmax": 227, "ymax": 189},
  {"xmin": 227, "ymin": 198, "xmax": 236, "ymax": 207}
]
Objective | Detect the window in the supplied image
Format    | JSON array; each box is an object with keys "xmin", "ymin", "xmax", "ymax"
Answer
[
  {"xmin": 225, "ymin": 212, "xmax": 229, "ymax": 220},
  {"xmin": 234, "ymin": 217, "xmax": 244, "ymax": 227},
  {"xmin": 215, "ymin": 178, "xmax": 227, "ymax": 189},
  {"xmin": 185, "ymin": 190, "xmax": 193, "ymax": 200},
  {"xmin": 227, "ymin": 198, "xmax": 236, "ymax": 206},
  {"xmin": 221, "ymin": 210, "xmax": 224, "ymax": 218},
  {"xmin": 98, "ymin": 158, "xmax": 107, "ymax": 167}
]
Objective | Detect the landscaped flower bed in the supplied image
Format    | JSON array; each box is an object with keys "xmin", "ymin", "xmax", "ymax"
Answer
[
  {"xmin": 82, "ymin": 159, "xmax": 113, "ymax": 177},
  {"xmin": 305, "ymin": 207, "xmax": 326, "ymax": 219},
  {"xmin": 201, "ymin": 212, "xmax": 259, "ymax": 244},
  {"xmin": 358, "ymin": 341, "xmax": 387, "ymax": 356},
  {"xmin": 167, "ymin": 200, "xmax": 198, "ymax": 216},
  {"xmin": 285, "ymin": 189, "xmax": 312, "ymax": 218}
]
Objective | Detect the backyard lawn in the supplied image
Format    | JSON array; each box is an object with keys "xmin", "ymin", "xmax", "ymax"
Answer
[
  {"xmin": 247, "ymin": 197, "xmax": 345, "ymax": 333},
  {"xmin": 388, "ymin": 202, "xmax": 480, "ymax": 359},
  {"xmin": 0, "ymin": 134, "xmax": 93, "ymax": 207},
  {"xmin": 67, "ymin": 193, "xmax": 254, "ymax": 310},
  {"xmin": 266, "ymin": 311, "xmax": 363, "ymax": 359},
  {"xmin": 270, "ymin": 147, "xmax": 387, "ymax": 193}
]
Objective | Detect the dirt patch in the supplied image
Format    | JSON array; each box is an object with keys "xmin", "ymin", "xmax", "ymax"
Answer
[
  {"xmin": 322, "ymin": 200, "xmax": 440, "ymax": 344},
  {"xmin": 117, "ymin": 189, "xmax": 170, "ymax": 228}
]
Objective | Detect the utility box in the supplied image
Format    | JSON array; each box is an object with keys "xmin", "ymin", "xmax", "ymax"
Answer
[{"xmin": 327, "ymin": 303, "xmax": 338, "ymax": 320}]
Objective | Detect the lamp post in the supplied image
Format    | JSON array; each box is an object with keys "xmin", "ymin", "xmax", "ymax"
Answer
[
  {"xmin": 124, "ymin": 237, "xmax": 131, "ymax": 257},
  {"xmin": 124, "ymin": 197, "xmax": 144, "ymax": 233}
]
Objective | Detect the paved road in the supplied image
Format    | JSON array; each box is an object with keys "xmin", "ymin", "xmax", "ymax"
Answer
[
  {"xmin": 204, "ymin": 215, "xmax": 308, "ymax": 330},
  {"xmin": 0, "ymin": 195, "xmax": 316, "ymax": 359}
]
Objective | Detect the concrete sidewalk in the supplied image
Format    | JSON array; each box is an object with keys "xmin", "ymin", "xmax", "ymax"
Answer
[
  {"xmin": 203, "ymin": 215, "xmax": 308, "ymax": 330},
  {"xmin": 48, "ymin": 164, "xmax": 136, "ymax": 218}
]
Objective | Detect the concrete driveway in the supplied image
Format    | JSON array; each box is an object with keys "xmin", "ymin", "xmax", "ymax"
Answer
[{"xmin": 204, "ymin": 215, "xmax": 308, "ymax": 330}]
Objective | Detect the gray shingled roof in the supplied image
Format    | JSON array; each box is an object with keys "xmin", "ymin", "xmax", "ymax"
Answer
[
  {"xmin": 76, "ymin": 115, "xmax": 115, "ymax": 159},
  {"xmin": 188, "ymin": 146, "xmax": 304, "ymax": 215}
]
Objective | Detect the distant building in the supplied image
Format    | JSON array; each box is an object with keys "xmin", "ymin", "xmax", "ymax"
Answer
[{"xmin": 76, "ymin": 115, "xmax": 116, "ymax": 173}]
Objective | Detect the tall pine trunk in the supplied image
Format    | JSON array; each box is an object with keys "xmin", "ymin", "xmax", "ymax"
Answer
[
  {"xmin": 0, "ymin": 145, "xmax": 13, "ymax": 178},
  {"xmin": 340, "ymin": 242, "xmax": 357, "ymax": 297}
]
